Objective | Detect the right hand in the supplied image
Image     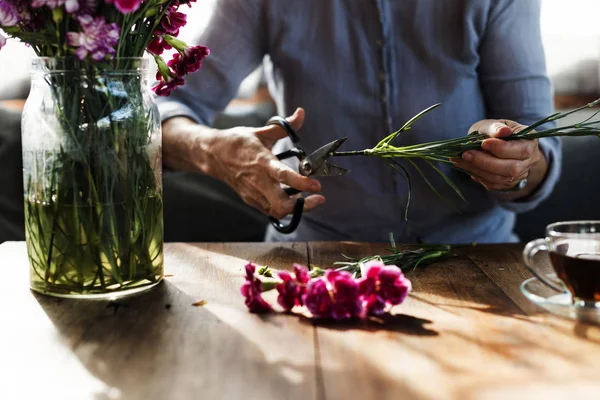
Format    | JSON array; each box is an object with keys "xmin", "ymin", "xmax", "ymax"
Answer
[{"xmin": 164, "ymin": 108, "xmax": 326, "ymax": 219}]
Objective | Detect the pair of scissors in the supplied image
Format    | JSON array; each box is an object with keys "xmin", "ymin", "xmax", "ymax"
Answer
[{"xmin": 266, "ymin": 116, "xmax": 349, "ymax": 234}]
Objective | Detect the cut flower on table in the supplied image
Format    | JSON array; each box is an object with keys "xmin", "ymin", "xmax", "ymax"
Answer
[{"xmin": 241, "ymin": 261, "xmax": 412, "ymax": 320}]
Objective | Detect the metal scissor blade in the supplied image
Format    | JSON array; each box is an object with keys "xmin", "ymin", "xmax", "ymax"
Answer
[
  {"xmin": 312, "ymin": 162, "xmax": 349, "ymax": 177},
  {"xmin": 300, "ymin": 137, "xmax": 349, "ymax": 177}
]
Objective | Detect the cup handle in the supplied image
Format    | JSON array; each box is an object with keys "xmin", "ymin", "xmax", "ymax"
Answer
[{"xmin": 522, "ymin": 239, "xmax": 565, "ymax": 293}]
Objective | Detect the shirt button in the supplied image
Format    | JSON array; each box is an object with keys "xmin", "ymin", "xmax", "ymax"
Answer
[
  {"xmin": 379, "ymin": 72, "xmax": 386, "ymax": 82},
  {"xmin": 376, "ymin": 40, "xmax": 383, "ymax": 46},
  {"xmin": 382, "ymin": 95, "xmax": 387, "ymax": 103}
]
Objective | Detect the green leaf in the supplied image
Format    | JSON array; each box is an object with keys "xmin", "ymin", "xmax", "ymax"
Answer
[{"xmin": 424, "ymin": 160, "xmax": 467, "ymax": 203}]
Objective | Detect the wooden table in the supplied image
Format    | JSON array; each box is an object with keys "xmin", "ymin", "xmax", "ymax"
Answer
[{"xmin": 1, "ymin": 241, "xmax": 599, "ymax": 400}]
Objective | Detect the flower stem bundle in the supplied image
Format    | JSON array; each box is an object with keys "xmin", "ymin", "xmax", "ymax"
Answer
[{"xmin": 335, "ymin": 99, "xmax": 600, "ymax": 217}]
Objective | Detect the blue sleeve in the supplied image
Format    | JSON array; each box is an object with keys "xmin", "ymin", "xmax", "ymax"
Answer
[
  {"xmin": 478, "ymin": 0, "xmax": 561, "ymax": 213},
  {"xmin": 155, "ymin": 0, "xmax": 267, "ymax": 125}
]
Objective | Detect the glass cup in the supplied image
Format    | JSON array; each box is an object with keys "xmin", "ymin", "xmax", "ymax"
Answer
[{"xmin": 523, "ymin": 221, "xmax": 600, "ymax": 308}]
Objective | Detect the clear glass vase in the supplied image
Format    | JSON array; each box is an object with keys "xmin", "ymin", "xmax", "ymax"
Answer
[{"xmin": 21, "ymin": 57, "xmax": 164, "ymax": 298}]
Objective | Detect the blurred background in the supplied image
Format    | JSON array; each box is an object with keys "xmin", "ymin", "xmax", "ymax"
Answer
[{"xmin": 1, "ymin": 0, "xmax": 599, "ymax": 243}]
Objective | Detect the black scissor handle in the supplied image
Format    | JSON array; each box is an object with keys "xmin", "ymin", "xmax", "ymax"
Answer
[
  {"xmin": 267, "ymin": 115, "xmax": 304, "ymax": 234},
  {"xmin": 269, "ymin": 187, "xmax": 304, "ymax": 234},
  {"xmin": 267, "ymin": 116, "xmax": 300, "ymax": 143}
]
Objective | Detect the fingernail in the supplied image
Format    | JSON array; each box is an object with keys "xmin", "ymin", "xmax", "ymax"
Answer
[
  {"xmin": 481, "ymin": 140, "xmax": 492, "ymax": 151},
  {"xmin": 311, "ymin": 182, "xmax": 321, "ymax": 192},
  {"xmin": 462, "ymin": 151, "xmax": 474, "ymax": 162}
]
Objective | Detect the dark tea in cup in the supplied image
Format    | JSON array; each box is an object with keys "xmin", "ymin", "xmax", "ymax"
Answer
[
  {"xmin": 550, "ymin": 245, "xmax": 600, "ymax": 302},
  {"xmin": 524, "ymin": 221, "xmax": 600, "ymax": 305}
]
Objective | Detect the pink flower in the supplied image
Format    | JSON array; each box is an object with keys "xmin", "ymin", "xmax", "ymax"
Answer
[
  {"xmin": 304, "ymin": 270, "xmax": 362, "ymax": 320},
  {"xmin": 146, "ymin": 36, "xmax": 171, "ymax": 55},
  {"xmin": 240, "ymin": 263, "xmax": 273, "ymax": 313},
  {"xmin": 275, "ymin": 264, "xmax": 312, "ymax": 311},
  {"xmin": 357, "ymin": 261, "xmax": 411, "ymax": 316},
  {"xmin": 105, "ymin": 0, "xmax": 141, "ymax": 14},
  {"xmin": 275, "ymin": 271, "xmax": 297, "ymax": 311},
  {"xmin": 0, "ymin": 33, "xmax": 6, "ymax": 50},
  {"xmin": 167, "ymin": 45, "xmax": 209, "ymax": 76},
  {"xmin": 30, "ymin": 0, "xmax": 78, "ymax": 12},
  {"xmin": 152, "ymin": 74, "xmax": 185, "ymax": 97},
  {"xmin": 293, "ymin": 264, "xmax": 310, "ymax": 305},
  {"xmin": 160, "ymin": 6, "xmax": 187, "ymax": 35},
  {"xmin": 326, "ymin": 270, "xmax": 363, "ymax": 320},
  {"xmin": 0, "ymin": 1, "xmax": 19, "ymax": 26},
  {"xmin": 303, "ymin": 279, "xmax": 332, "ymax": 318},
  {"xmin": 67, "ymin": 15, "xmax": 120, "ymax": 61}
]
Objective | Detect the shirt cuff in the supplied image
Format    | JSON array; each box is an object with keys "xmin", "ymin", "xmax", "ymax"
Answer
[
  {"xmin": 496, "ymin": 137, "xmax": 562, "ymax": 213},
  {"xmin": 156, "ymin": 100, "xmax": 206, "ymax": 125}
]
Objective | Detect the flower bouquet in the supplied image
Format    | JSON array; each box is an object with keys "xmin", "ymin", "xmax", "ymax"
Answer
[{"xmin": 0, "ymin": 0, "xmax": 208, "ymax": 297}]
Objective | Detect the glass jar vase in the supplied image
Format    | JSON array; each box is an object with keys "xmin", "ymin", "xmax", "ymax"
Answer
[{"xmin": 21, "ymin": 57, "xmax": 164, "ymax": 298}]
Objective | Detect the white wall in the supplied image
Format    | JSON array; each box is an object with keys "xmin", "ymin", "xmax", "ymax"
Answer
[{"xmin": 541, "ymin": 0, "xmax": 600, "ymax": 94}]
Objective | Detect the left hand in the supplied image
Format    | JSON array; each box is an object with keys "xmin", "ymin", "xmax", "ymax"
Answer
[{"xmin": 451, "ymin": 119, "xmax": 549, "ymax": 200}]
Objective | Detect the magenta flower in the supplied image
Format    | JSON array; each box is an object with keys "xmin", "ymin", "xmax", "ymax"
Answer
[
  {"xmin": 67, "ymin": 15, "xmax": 120, "ymax": 61},
  {"xmin": 357, "ymin": 261, "xmax": 412, "ymax": 316},
  {"xmin": 0, "ymin": 1, "xmax": 19, "ymax": 26},
  {"xmin": 240, "ymin": 263, "xmax": 273, "ymax": 314},
  {"xmin": 275, "ymin": 264, "xmax": 312, "ymax": 311},
  {"xmin": 378, "ymin": 266, "xmax": 412, "ymax": 305},
  {"xmin": 326, "ymin": 270, "xmax": 363, "ymax": 320},
  {"xmin": 152, "ymin": 74, "xmax": 185, "ymax": 97},
  {"xmin": 293, "ymin": 264, "xmax": 310, "ymax": 305},
  {"xmin": 275, "ymin": 271, "xmax": 297, "ymax": 311},
  {"xmin": 303, "ymin": 279, "xmax": 332, "ymax": 318},
  {"xmin": 114, "ymin": 0, "xmax": 141, "ymax": 14},
  {"xmin": 30, "ymin": 0, "xmax": 78, "ymax": 12},
  {"xmin": 146, "ymin": 36, "xmax": 171, "ymax": 56},
  {"xmin": 167, "ymin": 45, "xmax": 210, "ymax": 76},
  {"xmin": 0, "ymin": 33, "xmax": 6, "ymax": 50},
  {"xmin": 160, "ymin": 7, "xmax": 187, "ymax": 35}
]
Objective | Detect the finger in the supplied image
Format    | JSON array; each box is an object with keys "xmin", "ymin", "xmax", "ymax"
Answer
[
  {"xmin": 303, "ymin": 194, "xmax": 326, "ymax": 212},
  {"xmin": 481, "ymin": 137, "xmax": 538, "ymax": 160},
  {"xmin": 286, "ymin": 107, "xmax": 305, "ymax": 131},
  {"xmin": 460, "ymin": 150, "xmax": 528, "ymax": 178},
  {"xmin": 469, "ymin": 119, "xmax": 525, "ymax": 138},
  {"xmin": 261, "ymin": 185, "xmax": 326, "ymax": 220},
  {"xmin": 452, "ymin": 160, "xmax": 515, "ymax": 185},
  {"xmin": 471, "ymin": 169, "xmax": 530, "ymax": 191},
  {"xmin": 243, "ymin": 190, "xmax": 273, "ymax": 216},
  {"xmin": 268, "ymin": 159, "xmax": 322, "ymax": 192},
  {"xmin": 256, "ymin": 107, "xmax": 305, "ymax": 143}
]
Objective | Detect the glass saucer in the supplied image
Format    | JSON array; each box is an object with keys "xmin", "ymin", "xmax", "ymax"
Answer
[{"xmin": 520, "ymin": 274, "xmax": 600, "ymax": 324}]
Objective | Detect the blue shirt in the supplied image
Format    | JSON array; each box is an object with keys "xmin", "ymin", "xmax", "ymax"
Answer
[{"xmin": 157, "ymin": 0, "xmax": 561, "ymax": 244}]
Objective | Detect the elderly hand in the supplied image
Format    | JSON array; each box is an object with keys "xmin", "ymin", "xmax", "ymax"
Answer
[
  {"xmin": 163, "ymin": 108, "xmax": 326, "ymax": 220},
  {"xmin": 451, "ymin": 119, "xmax": 549, "ymax": 200}
]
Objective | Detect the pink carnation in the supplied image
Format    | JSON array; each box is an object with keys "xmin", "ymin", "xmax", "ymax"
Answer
[
  {"xmin": 146, "ymin": 36, "xmax": 172, "ymax": 55},
  {"xmin": 152, "ymin": 74, "xmax": 185, "ymax": 97},
  {"xmin": 67, "ymin": 15, "xmax": 120, "ymax": 61},
  {"xmin": 240, "ymin": 263, "xmax": 272, "ymax": 313},
  {"xmin": 167, "ymin": 45, "xmax": 209, "ymax": 76},
  {"xmin": 0, "ymin": 33, "xmax": 6, "ymax": 50},
  {"xmin": 0, "ymin": 1, "xmax": 19, "ymax": 26},
  {"xmin": 357, "ymin": 261, "xmax": 411, "ymax": 316},
  {"xmin": 105, "ymin": 0, "xmax": 141, "ymax": 14},
  {"xmin": 160, "ymin": 6, "xmax": 187, "ymax": 35}
]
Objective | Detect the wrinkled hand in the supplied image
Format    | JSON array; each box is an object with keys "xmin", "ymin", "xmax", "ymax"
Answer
[
  {"xmin": 451, "ymin": 119, "xmax": 548, "ymax": 197},
  {"xmin": 202, "ymin": 108, "xmax": 326, "ymax": 219}
]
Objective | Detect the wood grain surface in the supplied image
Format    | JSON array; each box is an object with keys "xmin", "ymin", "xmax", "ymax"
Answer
[{"xmin": 1, "ymin": 241, "xmax": 599, "ymax": 400}]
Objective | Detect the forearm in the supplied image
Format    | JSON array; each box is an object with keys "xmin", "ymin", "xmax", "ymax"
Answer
[{"xmin": 162, "ymin": 117, "xmax": 214, "ymax": 174}]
